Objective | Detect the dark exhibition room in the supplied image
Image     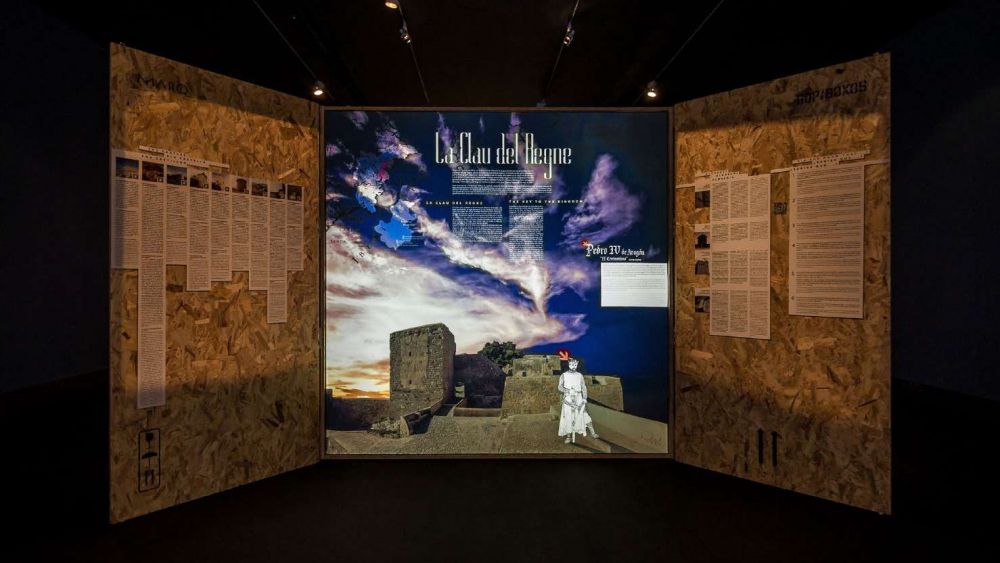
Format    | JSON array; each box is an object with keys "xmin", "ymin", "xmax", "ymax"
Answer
[{"xmin": 2, "ymin": 0, "xmax": 999, "ymax": 561}]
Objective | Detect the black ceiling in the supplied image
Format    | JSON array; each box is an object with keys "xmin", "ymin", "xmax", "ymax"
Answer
[{"xmin": 40, "ymin": 0, "xmax": 955, "ymax": 106}]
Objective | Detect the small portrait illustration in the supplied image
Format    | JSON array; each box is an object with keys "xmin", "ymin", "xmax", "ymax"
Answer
[{"xmin": 251, "ymin": 182, "xmax": 268, "ymax": 196}]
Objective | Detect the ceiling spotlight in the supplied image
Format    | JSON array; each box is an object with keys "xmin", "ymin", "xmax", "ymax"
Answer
[
  {"xmin": 384, "ymin": 1, "xmax": 399, "ymax": 9},
  {"xmin": 563, "ymin": 24, "xmax": 575, "ymax": 47},
  {"xmin": 645, "ymin": 81, "xmax": 658, "ymax": 99},
  {"xmin": 312, "ymin": 81, "xmax": 326, "ymax": 97},
  {"xmin": 400, "ymin": 24, "xmax": 412, "ymax": 44}
]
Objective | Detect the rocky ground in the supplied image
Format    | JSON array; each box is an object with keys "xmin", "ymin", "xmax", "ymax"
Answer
[{"xmin": 326, "ymin": 413, "xmax": 618, "ymax": 455}]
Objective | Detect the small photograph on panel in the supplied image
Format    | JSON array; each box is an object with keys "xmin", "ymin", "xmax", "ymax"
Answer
[
  {"xmin": 695, "ymin": 223, "xmax": 711, "ymax": 249},
  {"xmin": 142, "ymin": 161, "xmax": 164, "ymax": 183},
  {"xmin": 251, "ymin": 181, "xmax": 267, "ymax": 196},
  {"xmin": 695, "ymin": 291, "xmax": 710, "ymax": 313},
  {"xmin": 115, "ymin": 157, "xmax": 139, "ymax": 179},
  {"xmin": 190, "ymin": 171, "xmax": 209, "ymax": 189},
  {"xmin": 211, "ymin": 175, "xmax": 222, "ymax": 191},
  {"xmin": 695, "ymin": 187, "xmax": 710, "ymax": 208},
  {"xmin": 234, "ymin": 177, "xmax": 249, "ymax": 194},
  {"xmin": 269, "ymin": 183, "xmax": 286, "ymax": 199},
  {"xmin": 166, "ymin": 165, "xmax": 187, "ymax": 186},
  {"xmin": 286, "ymin": 185, "xmax": 303, "ymax": 201},
  {"xmin": 695, "ymin": 257, "xmax": 710, "ymax": 275}
]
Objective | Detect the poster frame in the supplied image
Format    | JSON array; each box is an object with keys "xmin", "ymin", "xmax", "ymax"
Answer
[{"xmin": 318, "ymin": 106, "xmax": 675, "ymax": 461}]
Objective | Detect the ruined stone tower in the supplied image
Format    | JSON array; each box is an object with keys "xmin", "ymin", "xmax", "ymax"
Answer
[{"xmin": 389, "ymin": 323, "xmax": 455, "ymax": 414}]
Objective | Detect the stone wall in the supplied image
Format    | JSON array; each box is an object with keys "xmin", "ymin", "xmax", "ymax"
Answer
[
  {"xmin": 389, "ymin": 323, "xmax": 455, "ymax": 415},
  {"xmin": 508, "ymin": 354, "xmax": 586, "ymax": 377},
  {"xmin": 501, "ymin": 375, "xmax": 624, "ymax": 416}
]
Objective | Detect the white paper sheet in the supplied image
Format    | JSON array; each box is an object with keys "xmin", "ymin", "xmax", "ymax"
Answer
[
  {"xmin": 186, "ymin": 165, "xmax": 211, "ymax": 291},
  {"xmin": 267, "ymin": 279, "xmax": 288, "ymax": 324},
  {"xmin": 210, "ymin": 172, "xmax": 233, "ymax": 282},
  {"xmin": 231, "ymin": 177, "xmax": 251, "ymax": 272},
  {"xmin": 789, "ymin": 162, "xmax": 865, "ymax": 318},
  {"xmin": 600, "ymin": 262, "xmax": 669, "ymax": 308},
  {"xmin": 249, "ymin": 179, "xmax": 269, "ymax": 291},
  {"xmin": 138, "ymin": 159, "xmax": 167, "ymax": 408},
  {"xmin": 110, "ymin": 149, "xmax": 141, "ymax": 269},
  {"xmin": 285, "ymin": 184, "xmax": 304, "ymax": 272},
  {"xmin": 267, "ymin": 181, "xmax": 288, "ymax": 323},
  {"xmin": 164, "ymin": 163, "xmax": 189, "ymax": 266},
  {"xmin": 707, "ymin": 174, "xmax": 771, "ymax": 339}
]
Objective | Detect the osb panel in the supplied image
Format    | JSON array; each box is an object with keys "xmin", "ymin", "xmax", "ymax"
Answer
[
  {"xmin": 673, "ymin": 54, "xmax": 891, "ymax": 513},
  {"xmin": 109, "ymin": 45, "xmax": 320, "ymax": 522}
]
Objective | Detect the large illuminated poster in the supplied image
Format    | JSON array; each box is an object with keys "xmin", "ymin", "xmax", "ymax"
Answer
[{"xmin": 324, "ymin": 110, "xmax": 669, "ymax": 455}]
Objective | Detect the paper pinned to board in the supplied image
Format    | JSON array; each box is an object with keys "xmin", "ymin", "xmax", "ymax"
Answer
[
  {"xmin": 248, "ymin": 178, "xmax": 270, "ymax": 291},
  {"xmin": 231, "ymin": 176, "xmax": 251, "ymax": 272},
  {"xmin": 115, "ymin": 145, "xmax": 309, "ymax": 408},
  {"xmin": 706, "ymin": 173, "xmax": 771, "ymax": 340},
  {"xmin": 285, "ymin": 184, "xmax": 304, "ymax": 272},
  {"xmin": 186, "ymin": 164, "xmax": 212, "ymax": 290},
  {"xmin": 138, "ymin": 158, "xmax": 167, "ymax": 409},
  {"xmin": 267, "ymin": 181, "xmax": 288, "ymax": 323},
  {"xmin": 789, "ymin": 161, "xmax": 865, "ymax": 319},
  {"xmin": 111, "ymin": 149, "xmax": 142, "ymax": 269},
  {"xmin": 164, "ymin": 162, "xmax": 190, "ymax": 266},
  {"xmin": 210, "ymin": 172, "xmax": 233, "ymax": 282}
]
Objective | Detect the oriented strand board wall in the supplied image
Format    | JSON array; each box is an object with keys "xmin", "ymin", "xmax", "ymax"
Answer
[
  {"xmin": 109, "ymin": 45, "xmax": 320, "ymax": 522},
  {"xmin": 673, "ymin": 55, "xmax": 890, "ymax": 512}
]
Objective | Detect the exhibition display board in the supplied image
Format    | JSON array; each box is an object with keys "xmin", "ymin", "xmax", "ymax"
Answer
[
  {"xmin": 108, "ymin": 45, "xmax": 321, "ymax": 522},
  {"xmin": 106, "ymin": 46, "xmax": 891, "ymax": 520},
  {"xmin": 322, "ymin": 110, "xmax": 672, "ymax": 456},
  {"xmin": 673, "ymin": 54, "xmax": 891, "ymax": 513}
]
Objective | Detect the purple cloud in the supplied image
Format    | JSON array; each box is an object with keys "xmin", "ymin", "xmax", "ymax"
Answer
[
  {"xmin": 347, "ymin": 111, "xmax": 368, "ymax": 129},
  {"xmin": 561, "ymin": 154, "xmax": 642, "ymax": 246}
]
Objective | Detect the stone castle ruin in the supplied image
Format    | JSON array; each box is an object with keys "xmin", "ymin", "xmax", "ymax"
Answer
[
  {"xmin": 326, "ymin": 322, "xmax": 626, "ymax": 439},
  {"xmin": 389, "ymin": 323, "xmax": 455, "ymax": 415}
]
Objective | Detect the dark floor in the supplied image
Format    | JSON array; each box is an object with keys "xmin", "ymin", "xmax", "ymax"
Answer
[{"xmin": 3, "ymin": 373, "xmax": 998, "ymax": 563}]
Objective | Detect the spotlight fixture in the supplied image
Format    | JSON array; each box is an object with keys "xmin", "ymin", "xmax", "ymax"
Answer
[
  {"xmin": 562, "ymin": 24, "xmax": 575, "ymax": 46},
  {"xmin": 400, "ymin": 24, "xmax": 412, "ymax": 44},
  {"xmin": 645, "ymin": 81, "xmax": 658, "ymax": 99},
  {"xmin": 384, "ymin": 1, "xmax": 399, "ymax": 9},
  {"xmin": 312, "ymin": 81, "xmax": 326, "ymax": 97}
]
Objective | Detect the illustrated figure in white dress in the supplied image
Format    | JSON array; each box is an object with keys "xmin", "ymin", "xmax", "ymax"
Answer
[{"xmin": 558, "ymin": 358, "xmax": 599, "ymax": 443}]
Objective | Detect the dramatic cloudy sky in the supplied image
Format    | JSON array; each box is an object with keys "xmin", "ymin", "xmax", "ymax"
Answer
[{"xmin": 324, "ymin": 111, "xmax": 668, "ymax": 416}]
